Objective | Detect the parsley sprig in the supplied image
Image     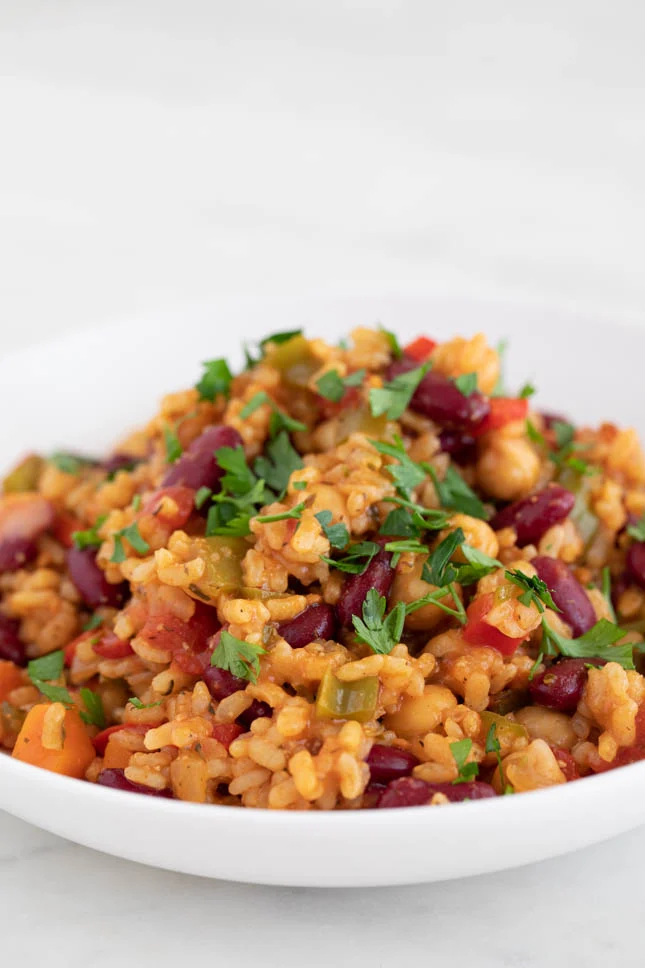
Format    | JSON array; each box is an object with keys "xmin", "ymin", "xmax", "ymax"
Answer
[
  {"xmin": 505, "ymin": 570, "xmax": 559, "ymax": 613},
  {"xmin": 315, "ymin": 511, "xmax": 350, "ymax": 549},
  {"xmin": 210, "ymin": 630, "xmax": 266, "ymax": 683},
  {"xmin": 240, "ymin": 391, "xmax": 307, "ymax": 436},
  {"xmin": 369, "ymin": 364, "xmax": 429, "ymax": 420},
  {"xmin": 27, "ymin": 650, "xmax": 104, "ymax": 725},
  {"xmin": 195, "ymin": 358, "xmax": 233, "ymax": 401},
  {"xmin": 450, "ymin": 738, "xmax": 479, "ymax": 784},
  {"xmin": 72, "ymin": 514, "xmax": 107, "ymax": 550},
  {"xmin": 352, "ymin": 588, "xmax": 406, "ymax": 655},
  {"xmin": 110, "ymin": 521, "xmax": 150, "ymax": 563},
  {"xmin": 428, "ymin": 465, "xmax": 488, "ymax": 520},
  {"xmin": 316, "ymin": 368, "xmax": 366, "ymax": 403},
  {"xmin": 321, "ymin": 540, "xmax": 380, "ymax": 574},
  {"xmin": 541, "ymin": 617, "xmax": 634, "ymax": 669}
]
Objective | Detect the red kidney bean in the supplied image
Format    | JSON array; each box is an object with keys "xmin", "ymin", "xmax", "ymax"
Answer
[
  {"xmin": 366, "ymin": 744, "xmax": 419, "ymax": 784},
  {"xmin": 0, "ymin": 614, "xmax": 26, "ymax": 666},
  {"xmin": 277, "ymin": 603, "xmax": 337, "ymax": 649},
  {"xmin": 203, "ymin": 665, "xmax": 246, "ymax": 700},
  {"xmin": 0, "ymin": 537, "xmax": 38, "ymax": 573},
  {"xmin": 438, "ymin": 430, "xmax": 477, "ymax": 464},
  {"xmin": 162, "ymin": 425, "xmax": 242, "ymax": 491},
  {"xmin": 528, "ymin": 658, "xmax": 589, "ymax": 711},
  {"xmin": 388, "ymin": 357, "xmax": 490, "ymax": 430},
  {"xmin": 97, "ymin": 768, "xmax": 174, "ymax": 798},
  {"xmin": 377, "ymin": 777, "xmax": 496, "ymax": 807},
  {"xmin": 66, "ymin": 547, "xmax": 129, "ymax": 609},
  {"xmin": 102, "ymin": 453, "xmax": 141, "ymax": 476},
  {"xmin": 238, "ymin": 699, "xmax": 272, "ymax": 728},
  {"xmin": 532, "ymin": 555, "xmax": 596, "ymax": 636},
  {"xmin": 489, "ymin": 485, "xmax": 575, "ymax": 545},
  {"xmin": 336, "ymin": 548, "xmax": 394, "ymax": 627},
  {"xmin": 626, "ymin": 543, "xmax": 645, "ymax": 589}
]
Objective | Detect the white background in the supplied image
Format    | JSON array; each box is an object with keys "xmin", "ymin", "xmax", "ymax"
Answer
[{"xmin": 1, "ymin": 2, "xmax": 645, "ymax": 965}]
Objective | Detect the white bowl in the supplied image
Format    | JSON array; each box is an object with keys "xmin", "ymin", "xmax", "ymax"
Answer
[{"xmin": 1, "ymin": 289, "xmax": 644, "ymax": 887}]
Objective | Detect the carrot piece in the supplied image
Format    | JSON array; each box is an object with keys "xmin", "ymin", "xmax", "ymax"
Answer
[
  {"xmin": 12, "ymin": 703, "xmax": 96, "ymax": 778},
  {"xmin": 0, "ymin": 660, "xmax": 24, "ymax": 701}
]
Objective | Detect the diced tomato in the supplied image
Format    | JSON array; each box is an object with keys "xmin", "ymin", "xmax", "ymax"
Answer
[
  {"xmin": 404, "ymin": 336, "xmax": 437, "ymax": 362},
  {"xmin": 142, "ymin": 486, "xmax": 195, "ymax": 530},
  {"xmin": 550, "ymin": 746, "xmax": 580, "ymax": 781},
  {"xmin": 53, "ymin": 512, "xmax": 83, "ymax": 548},
  {"xmin": 64, "ymin": 629, "xmax": 97, "ymax": 666},
  {"xmin": 92, "ymin": 723, "xmax": 148, "ymax": 756},
  {"xmin": 211, "ymin": 722, "xmax": 245, "ymax": 750},
  {"xmin": 93, "ymin": 631, "xmax": 134, "ymax": 659},
  {"xmin": 463, "ymin": 593, "xmax": 526, "ymax": 656},
  {"xmin": 474, "ymin": 397, "xmax": 529, "ymax": 435},
  {"xmin": 139, "ymin": 601, "xmax": 220, "ymax": 675}
]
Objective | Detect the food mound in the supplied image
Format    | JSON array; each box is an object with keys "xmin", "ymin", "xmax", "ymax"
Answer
[{"xmin": 2, "ymin": 326, "xmax": 645, "ymax": 810}]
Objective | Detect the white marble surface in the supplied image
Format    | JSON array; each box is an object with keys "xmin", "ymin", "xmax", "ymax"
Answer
[{"xmin": 2, "ymin": 2, "xmax": 645, "ymax": 964}]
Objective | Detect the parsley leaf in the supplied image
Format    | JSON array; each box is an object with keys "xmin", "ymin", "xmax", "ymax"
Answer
[
  {"xmin": 259, "ymin": 329, "xmax": 303, "ymax": 350},
  {"xmin": 541, "ymin": 617, "xmax": 635, "ymax": 669},
  {"xmin": 316, "ymin": 368, "xmax": 366, "ymax": 402},
  {"xmin": 293, "ymin": 480, "xmax": 307, "ymax": 491},
  {"xmin": 255, "ymin": 501, "xmax": 306, "ymax": 524},
  {"xmin": 384, "ymin": 538, "xmax": 428, "ymax": 556},
  {"xmin": 163, "ymin": 425, "xmax": 182, "ymax": 464},
  {"xmin": 369, "ymin": 436, "xmax": 427, "ymax": 498},
  {"xmin": 207, "ymin": 478, "xmax": 268, "ymax": 537},
  {"xmin": 422, "ymin": 528, "xmax": 465, "ymax": 586},
  {"xmin": 50, "ymin": 452, "xmax": 96, "ymax": 475},
  {"xmin": 28, "ymin": 651, "xmax": 64, "ymax": 682},
  {"xmin": 129, "ymin": 698, "xmax": 163, "ymax": 710},
  {"xmin": 253, "ymin": 432, "xmax": 304, "ymax": 495},
  {"xmin": 194, "ymin": 486, "xmax": 213, "ymax": 510},
  {"xmin": 27, "ymin": 650, "xmax": 74, "ymax": 706},
  {"xmin": 405, "ymin": 583, "xmax": 467, "ymax": 624},
  {"xmin": 526, "ymin": 420, "xmax": 546, "ymax": 447},
  {"xmin": 352, "ymin": 588, "xmax": 406, "ymax": 655},
  {"xmin": 315, "ymin": 511, "xmax": 350, "ymax": 549},
  {"xmin": 321, "ymin": 540, "xmax": 380, "ymax": 574},
  {"xmin": 454, "ymin": 544, "xmax": 503, "ymax": 586},
  {"xmin": 602, "ymin": 566, "xmax": 617, "ymax": 624},
  {"xmin": 110, "ymin": 521, "xmax": 150, "ymax": 563},
  {"xmin": 380, "ymin": 326, "xmax": 402, "ymax": 359},
  {"xmin": 490, "ymin": 339, "xmax": 508, "ymax": 398},
  {"xmin": 132, "ymin": 494, "xmax": 142, "ymax": 511},
  {"xmin": 628, "ymin": 514, "xmax": 645, "ymax": 543},
  {"xmin": 450, "ymin": 738, "xmax": 479, "ymax": 784},
  {"xmin": 240, "ymin": 391, "xmax": 269, "ymax": 419},
  {"xmin": 553, "ymin": 420, "xmax": 575, "ymax": 450},
  {"xmin": 82, "ymin": 612, "xmax": 104, "ymax": 632},
  {"xmin": 380, "ymin": 497, "xmax": 451, "ymax": 538},
  {"xmin": 240, "ymin": 392, "xmax": 307, "ymax": 437},
  {"xmin": 519, "ymin": 382, "xmax": 536, "ymax": 399},
  {"xmin": 505, "ymin": 570, "xmax": 559, "ymax": 612},
  {"xmin": 369, "ymin": 364, "xmax": 429, "ymax": 420},
  {"xmin": 429, "ymin": 465, "xmax": 487, "ymax": 520},
  {"xmin": 454, "ymin": 373, "xmax": 478, "ymax": 396},
  {"xmin": 79, "ymin": 687, "xmax": 105, "ymax": 728},
  {"xmin": 195, "ymin": 358, "xmax": 233, "ymax": 401},
  {"xmin": 210, "ymin": 630, "xmax": 266, "ymax": 682},
  {"xmin": 72, "ymin": 514, "xmax": 107, "ymax": 550}
]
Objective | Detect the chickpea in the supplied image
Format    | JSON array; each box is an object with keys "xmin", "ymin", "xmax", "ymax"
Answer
[
  {"xmin": 384, "ymin": 685, "xmax": 457, "ymax": 738},
  {"xmin": 476, "ymin": 438, "xmax": 541, "ymax": 501},
  {"xmin": 439, "ymin": 513, "xmax": 499, "ymax": 562},
  {"xmin": 391, "ymin": 554, "xmax": 462, "ymax": 630},
  {"xmin": 514, "ymin": 706, "xmax": 577, "ymax": 750}
]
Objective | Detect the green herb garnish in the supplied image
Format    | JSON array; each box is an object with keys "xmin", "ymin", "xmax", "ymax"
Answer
[
  {"xmin": 505, "ymin": 570, "xmax": 559, "ymax": 613},
  {"xmin": 129, "ymin": 698, "xmax": 163, "ymax": 710},
  {"xmin": 369, "ymin": 364, "xmax": 429, "ymax": 420},
  {"xmin": 321, "ymin": 540, "xmax": 380, "ymax": 574},
  {"xmin": 454, "ymin": 373, "xmax": 478, "ymax": 396},
  {"xmin": 71, "ymin": 514, "xmax": 107, "ymax": 550},
  {"xmin": 50, "ymin": 452, "xmax": 95, "ymax": 475},
  {"xmin": 110, "ymin": 521, "xmax": 150, "ymax": 563},
  {"xmin": 259, "ymin": 329, "xmax": 303, "ymax": 350},
  {"xmin": 369, "ymin": 436, "xmax": 427, "ymax": 498},
  {"xmin": 79, "ymin": 687, "xmax": 105, "ymax": 728},
  {"xmin": 601, "ymin": 566, "xmax": 617, "ymax": 624},
  {"xmin": 352, "ymin": 588, "xmax": 406, "ymax": 656},
  {"xmin": 541, "ymin": 617, "xmax": 634, "ymax": 669},
  {"xmin": 194, "ymin": 486, "xmax": 213, "ymax": 510},
  {"xmin": 315, "ymin": 511, "xmax": 350, "ymax": 549},
  {"xmin": 163, "ymin": 425, "xmax": 182, "ymax": 464},
  {"xmin": 210, "ymin": 630, "xmax": 266, "ymax": 683},
  {"xmin": 519, "ymin": 382, "xmax": 536, "ymax": 399},
  {"xmin": 255, "ymin": 501, "xmax": 306, "ymax": 524},
  {"xmin": 627, "ymin": 514, "xmax": 645, "ymax": 543},
  {"xmin": 253, "ymin": 431, "xmax": 304, "ymax": 494},
  {"xmin": 316, "ymin": 368, "xmax": 366, "ymax": 402},
  {"xmin": 429, "ymin": 465, "xmax": 487, "ymax": 520},
  {"xmin": 195, "ymin": 358, "xmax": 233, "ymax": 401},
  {"xmin": 82, "ymin": 613, "xmax": 104, "ymax": 632},
  {"xmin": 27, "ymin": 650, "xmax": 74, "ymax": 706},
  {"xmin": 450, "ymin": 738, "xmax": 479, "ymax": 784},
  {"xmin": 380, "ymin": 326, "xmax": 402, "ymax": 359}
]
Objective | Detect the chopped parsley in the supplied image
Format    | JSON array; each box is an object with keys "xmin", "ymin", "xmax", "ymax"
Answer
[
  {"xmin": 369, "ymin": 364, "xmax": 429, "ymax": 420},
  {"xmin": 129, "ymin": 698, "xmax": 163, "ymax": 710},
  {"xmin": 205, "ymin": 446, "xmax": 270, "ymax": 537},
  {"xmin": 259, "ymin": 329, "xmax": 303, "ymax": 350},
  {"xmin": 352, "ymin": 588, "xmax": 406, "ymax": 655},
  {"xmin": 50, "ymin": 452, "xmax": 95, "ymax": 475},
  {"xmin": 253, "ymin": 431, "xmax": 304, "ymax": 494},
  {"xmin": 315, "ymin": 511, "xmax": 350, "ymax": 549},
  {"xmin": 79, "ymin": 687, "xmax": 105, "ymax": 728},
  {"xmin": 404, "ymin": 583, "xmax": 467, "ymax": 624},
  {"xmin": 163, "ymin": 425, "xmax": 182, "ymax": 464},
  {"xmin": 210, "ymin": 630, "xmax": 266, "ymax": 683},
  {"xmin": 627, "ymin": 513, "xmax": 645, "ymax": 543},
  {"xmin": 316, "ymin": 368, "xmax": 366, "ymax": 403},
  {"xmin": 110, "ymin": 521, "xmax": 150, "ymax": 563},
  {"xmin": 541, "ymin": 617, "xmax": 634, "ymax": 669},
  {"xmin": 450, "ymin": 738, "xmax": 479, "ymax": 784},
  {"xmin": 240, "ymin": 391, "xmax": 306, "ymax": 436},
  {"xmin": 454, "ymin": 373, "xmax": 478, "ymax": 396},
  {"xmin": 379, "ymin": 496, "xmax": 450, "ymax": 539},
  {"xmin": 27, "ymin": 650, "xmax": 74, "ymax": 706},
  {"xmin": 526, "ymin": 420, "xmax": 545, "ymax": 446},
  {"xmin": 428, "ymin": 465, "xmax": 488, "ymax": 520},
  {"xmin": 519, "ymin": 382, "xmax": 536, "ymax": 399},
  {"xmin": 255, "ymin": 501, "xmax": 306, "ymax": 524},
  {"xmin": 293, "ymin": 480, "xmax": 307, "ymax": 491},
  {"xmin": 380, "ymin": 326, "xmax": 402, "ymax": 359},
  {"xmin": 549, "ymin": 420, "xmax": 597, "ymax": 476},
  {"xmin": 505, "ymin": 570, "xmax": 559, "ymax": 613},
  {"xmin": 369, "ymin": 436, "xmax": 427, "ymax": 498},
  {"xmin": 384, "ymin": 538, "xmax": 429, "ymax": 556},
  {"xmin": 195, "ymin": 358, "xmax": 233, "ymax": 401},
  {"xmin": 82, "ymin": 612, "xmax": 104, "ymax": 632},
  {"xmin": 601, "ymin": 566, "xmax": 617, "ymax": 624},
  {"xmin": 490, "ymin": 339, "xmax": 508, "ymax": 397},
  {"xmin": 194, "ymin": 486, "xmax": 213, "ymax": 510},
  {"xmin": 321, "ymin": 540, "xmax": 380, "ymax": 574},
  {"xmin": 71, "ymin": 514, "xmax": 107, "ymax": 550},
  {"xmin": 132, "ymin": 494, "xmax": 142, "ymax": 511},
  {"xmin": 421, "ymin": 528, "xmax": 501, "ymax": 588}
]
